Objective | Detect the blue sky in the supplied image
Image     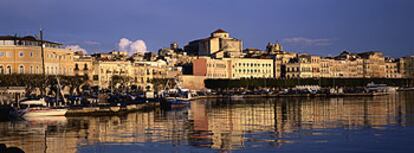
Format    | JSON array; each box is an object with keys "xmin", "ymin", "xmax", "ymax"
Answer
[{"xmin": 0, "ymin": 0, "xmax": 413, "ymax": 57}]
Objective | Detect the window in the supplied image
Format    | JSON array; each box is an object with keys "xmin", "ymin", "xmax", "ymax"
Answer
[
  {"xmin": 75, "ymin": 64, "xmax": 79, "ymax": 70},
  {"xmin": 30, "ymin": 66, "xmax": 33, "ymax": 74},
  {"xmin": 0, "ymin": 52, "xmax": 4, "ymax": 57},
  {"xmin": 19, "ymin": 51, "xmax": 24, "ymax": 57},
  {"xmin": 6, "ymin": 65, "xmax": 12, "ymax": 74},
  {"xmin": 36, "ymin": 66, "xmax": 40, "ymax": 74},
  {"xmin": 0, "ymin": 65, "xmax": 3, "ymax": 74},
  {"xmin": 19, "ymin": 65, "xmax": 24, "ymax": 74},
  {"xmin": 30, "ymin": 52, "xmax": 33, "ymax": 57}
]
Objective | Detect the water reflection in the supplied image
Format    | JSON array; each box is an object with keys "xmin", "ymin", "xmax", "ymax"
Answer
[{"xmin": 0, "ymin": 92, "xmax": 413, "ymax": 153}]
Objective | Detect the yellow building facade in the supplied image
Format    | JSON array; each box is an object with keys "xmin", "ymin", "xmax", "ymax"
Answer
[
  {"xmin": 228, "ymin": 58, "xmax": 274, "ymax": 79},
  {"xmin": 0, "ymin": 36, "xmax": 74, "ymax": 75},
  {"xmin": 399, "ymin": 56, "xmax": 414, "ymax": 78},
  {"xmin": 193, "ymin": 57, "xmax": 274, "ymax": 79},
  {"xmin": 92, "ymin": 61, "xmax": 132, "ymax": 89}
]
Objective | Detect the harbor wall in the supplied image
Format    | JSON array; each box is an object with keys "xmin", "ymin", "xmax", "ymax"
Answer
[
  {"xmin": 180, "ymin": 75, "xmax": 206, "ymax": 90},
  {"xmin": 205, "ymin": 78, "xmax": 414, "ymax": 89}
]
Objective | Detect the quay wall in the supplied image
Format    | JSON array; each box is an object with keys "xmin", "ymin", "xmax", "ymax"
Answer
[
  {"xmin": 180, "ymin": 75, "xmax": 206, "ymax": 90},
  {"xmin": 205, "ymin": 78, "xmax": 414, "ymax": 89}
]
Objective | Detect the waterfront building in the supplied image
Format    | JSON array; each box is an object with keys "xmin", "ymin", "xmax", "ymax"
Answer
[
  {"xmin": 270, "ymin": 50, "xmax": 297, "ymax": 79},
  {"xmin": 0, "ymin": 35, "xmax": 74, "ymax": 75},
  {"xmin": 328, "ymin": 51, "xmax": 364, "ymax": 78},
  {"xmin": 228, "ymin": 58, "xmax": 274, "ymax": 79},
  {"xmin": 73, "ymin": 51, "xmax": 94, "ymax": 80},
  {"xmin": 193, "ymin": 57, "xmax": 230, "ymax": 79},
  {"xmin": 357, "ymin": 51, "xmax": 386, "ymax": 78},
  {"xmin": 184, "ymin": 29, "xmax": 243, "ymax": 58},
  {"xmin": 92, "ymin": 60, "xmax": 132, "ymax": 89},
  {"xmin": 385, "ymin": 58, "xmax": 401, "ymax": 78},
  {"xmin": 285, "ymin": 54, "xmax": 319, "ymax": 78},
  {"xmin": 192, "ymin": 57, "xmax": 274, "ymax": 79},
  {"xmin": 319, "ymin": 58, "xmax": 333, "ymax": 78},
  {"xmin": 399, "ymin": 56, "xmax": 414, "ymax": 78},
  {"xmin": 131, "ymin": 59, "xmax": 180, "ymax": 90}
]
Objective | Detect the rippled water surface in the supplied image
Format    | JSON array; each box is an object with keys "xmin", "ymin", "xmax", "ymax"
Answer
[{"xmin": 1, "ymin": 91, "xmax": 414, "ymax": 153}]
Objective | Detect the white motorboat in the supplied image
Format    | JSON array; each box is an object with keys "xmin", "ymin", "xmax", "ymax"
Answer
[{"xmin": 18, "ymin": 98, "xmax": 68, "ymax": 117}]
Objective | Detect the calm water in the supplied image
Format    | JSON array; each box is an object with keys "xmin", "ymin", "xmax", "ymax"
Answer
[{"xmin": 1, "ymin": 92, "xmax": 414, "ymax": 153}]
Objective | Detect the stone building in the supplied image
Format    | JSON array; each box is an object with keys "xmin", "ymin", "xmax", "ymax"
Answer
[
  {"xmin": 0, "ymin": 35, "xmax": 74, "ymax": 75},
  {"xmin": 192, "ymin": 57, "xmax": 273, "ymax": 79},
  {"xmin": 385, "ymin": 58, "xmax": 401, "ymax": 78},
  {"xmin": 73, "ymin": 51, "xmax": 94, "ymax": 80},
  {"xmin": 398, "ymin": 56, "xmax": 414, "ymax": 78},
  {"xmin": 285, "ymin": 54, "xmax": 319, "ymax": 78},
  {"xmin": 266, "ymin": 42, "xmax": 283, "ymax": 54},
  {"xmin": 131, "ymin": 60, "xmax": 180, "ymax": 90},
  {"xmin": 331, "ymin": 51, "xmax": 364, "ymax": 78},
  {"xmin": 92, "ymin": 60, "xmax": 132, "ymax": 89},
  {"xmin": 357, "ymin": 51, "xmax": 386, "ymax": 78},
  {"xmin": 271, "ymin": 51, "xmax": 297, "ymax": 78},
  {"xmin": 228, "ymin": 58, "xmax": 274, "ymax": 79},
  {"xmin": 184, "ymin": 29, "xmax": 243, "ymax": 58},
  {"xmin": 193, "ymin": 57, "xmax": 230, "ymax": 78}
]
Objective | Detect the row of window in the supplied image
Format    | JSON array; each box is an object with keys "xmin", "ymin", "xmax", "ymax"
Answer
[
  {"xmin": 235, "ymin": 69, "xmax": 272, "ymax": 73},
  {"xmin": 234, "ymin": 63, "xmax": 272, "ymax": 68},
  {"xmin": 0, "ymin": 65, "xmax": 39, "ymax": 74},
  {"xmin": 207, "ymin": 63, "xmax": 226, "ymax": 68},
  {"xmin": 0, "ymin": 51, "xmax": 72, "ymax": 60},
  {"xmin": 0, "ymin": 65, "xmax": 72, "ymax": 75},
  {"xmin": 286, "ymin": 67, "xmax": 315, "ymax": 72}
]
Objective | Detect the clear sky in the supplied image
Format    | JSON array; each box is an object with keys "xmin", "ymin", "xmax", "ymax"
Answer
[{"xmin": 0, "ymin": 0, "xmax": 413, "ymax": 57}]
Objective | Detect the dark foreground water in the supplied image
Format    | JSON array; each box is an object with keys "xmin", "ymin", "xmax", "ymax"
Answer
[{"xmin": 1, "ymin": 92, "xmax": 414, "ymax": 153}]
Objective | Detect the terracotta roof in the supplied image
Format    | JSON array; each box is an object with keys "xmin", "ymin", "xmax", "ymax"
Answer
[{"xmin": 212, "ymin": 29, "xmax": 228, "ymax": 33}]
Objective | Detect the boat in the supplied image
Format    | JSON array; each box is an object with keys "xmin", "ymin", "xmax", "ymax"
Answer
[
  {"xmin": 17, "ymin": 97, "xmax": 68, "ymax": 117},
  {"xmin": 165, "ymin": 97, "xmax": 190, "ymax": 105},
  {"xmin": 366, "ymin": 82, "xmax": 398, "ymax": 94},
  {"xmin": 230, "ymin": 95, "xmax": 244, "ymax": 101},
  {"xmin": 160, "ymin": 78, "xmax": 192, "ymax": 107}
]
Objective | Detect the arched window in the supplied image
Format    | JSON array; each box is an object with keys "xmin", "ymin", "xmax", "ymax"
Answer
[
  {"xmin": 19, "ymin": 65, "xmax": 24, "ymax": 74},
  {"xmin": 36, "ymin": 66, "xmax": 40, "ymax": 74},
  {"xmin": 6, "ymin": 65, "xmax": 12, "ymax": 74},
  {"xmin": 30, "ymin": 66, "xmax": 33, "ymax": 74},
  {"xmin": 0, "ymin": 65, "xmax": 3, "ymax": 74}
]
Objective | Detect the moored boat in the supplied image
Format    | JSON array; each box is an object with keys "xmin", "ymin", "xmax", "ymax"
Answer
[{"xmin": 18, "ymin": 98, "xmax": 68, "ymax": 117}]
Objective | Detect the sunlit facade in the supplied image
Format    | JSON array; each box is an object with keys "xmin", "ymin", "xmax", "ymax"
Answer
[{"xmin": 0, "ymin": 36, "xmax": 75, "ymax": 76}]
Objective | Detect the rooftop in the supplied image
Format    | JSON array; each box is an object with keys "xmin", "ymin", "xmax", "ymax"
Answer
[
  {"xmin": 212, "ymin": 29, "xmax": 228, "ymax": 34},
  {"xmin": 0, "ymin": 35, "xmax": 62, "ymax": 45}
]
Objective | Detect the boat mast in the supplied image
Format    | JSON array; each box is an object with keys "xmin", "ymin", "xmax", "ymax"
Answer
[
  {"xmin": 40, "ymin": 29, "xmax": 47, "ymax": 97},
  {"xmin": 40, "ymin": 29, "xmax": 46, "ymax": 77}
]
